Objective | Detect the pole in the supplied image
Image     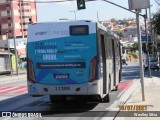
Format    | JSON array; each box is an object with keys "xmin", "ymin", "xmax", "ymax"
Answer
[
  {"xmin": 100, "ymin": 0, "xmax": 144, "ymax": 17},
  {"xmin": 10, "ymin": 0, "xmax": 19, "ymax": 75},
  {"xmin": 136, "ymin": 9, "xmax": 145, "ymax": 101},
  {"xmin": 145, "ymin": 9, "xmax": 151, "ymax": 77},
  {"xmin": 7, "ymin": 32, "xmax": 12, "ymax": 77},
  {"xmin": 149, "ymin": 5, "xmax": 153, "ymax": 42}
]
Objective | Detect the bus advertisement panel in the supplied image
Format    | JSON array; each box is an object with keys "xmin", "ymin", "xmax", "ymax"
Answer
[{"xmin": 27, "ymin": 22, "xmax": 97, "ymax": 85}]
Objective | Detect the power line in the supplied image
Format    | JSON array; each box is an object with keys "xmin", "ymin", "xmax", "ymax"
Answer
[
  {"xmin": 7, "ymin": 0, "xmax": 145, "ymax": 17},
  {"xmin": 7, "ymin": 0, "xmax": 75, "ymax": 3}
]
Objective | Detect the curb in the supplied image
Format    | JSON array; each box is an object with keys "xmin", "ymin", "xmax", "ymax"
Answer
[
  {"xmin": 100, "ymin": 79, "xmax": 141, "ymax": 120},
  {"xmin": 119, "ymin": 80, "xmax": 140, "ymax": 102}
]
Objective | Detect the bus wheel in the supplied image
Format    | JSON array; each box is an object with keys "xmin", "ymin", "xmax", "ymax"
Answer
[
  {"xmin": 50, "ymin": 95, "xmax": 66, "ymax": 103},
  {"xmin": 103, "ymin": 77, "xmax": 111, "ymax": 102},
  {"xmin": 103, "ymin": 93, "xmax": 110, "ymax": 102},
  {"xmin": 113, "ymin": 85, "xmax": 118, "ymax": 91},
  {"xmin": 119, "ymin": 70, "xmax": 122, "ymax": 83}
]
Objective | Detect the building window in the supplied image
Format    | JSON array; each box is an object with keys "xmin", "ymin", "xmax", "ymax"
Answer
[
  {"xmin": 22, "ymin": 16, "xmax": 30, "ymax": 19},
  {"xmin": 21, "ymin": 9, "xmax": 30, "ymax": 12},
  {"xmin": 19, "ymin": 10, "xmax": 30, "ymax": 13},
  {"xmin": 21, "ymin": 29, "xmax": 28, "ymax": 32},
  {"xmin": 6, "ymin": 4, "xmax": 10, "ymax": 7},
  {"xmin": 18, "ymin": 3, "xmax": 29, "ymax": 6},
  {"xmin": 20, "ymin": 22, "xmax": 28, "ymax": 25}
]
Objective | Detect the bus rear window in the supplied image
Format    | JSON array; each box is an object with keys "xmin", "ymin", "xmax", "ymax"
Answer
[{"xmin": 69, "ymin": 25, "xmax": 89, "ymax": 36}]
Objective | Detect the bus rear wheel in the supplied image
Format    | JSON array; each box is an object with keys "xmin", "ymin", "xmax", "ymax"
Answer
[
  {"xmin": 103, "ymin": 93, "xmax": 110, "ymax": 102},
  {"xmin": 113, "ymin": 85, "xmax": 118, "ymax": 91},
  {"xmin": 103, "ymin": 77, "xmax": 111, "ymax": 102},
  {"xmin": 50, "ymin": 95, "xmax": 66, "ymax": 103}
]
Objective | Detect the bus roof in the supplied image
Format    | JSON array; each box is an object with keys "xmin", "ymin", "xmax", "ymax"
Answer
[
  {"xmin": 97, "ymin": 22, "xmax": 119, "ymax": 39},
  {"xmin": 28, "ymin": 20, "xmax": 119, "ymax": 40}
]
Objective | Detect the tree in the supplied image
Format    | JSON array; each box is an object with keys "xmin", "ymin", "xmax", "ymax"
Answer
[
  {"xmin": 110, "ymin": 18, "xmax": 116, "ymax": 23},
  {"xmin": 115, "ymin": 31, "xmax": 123, "ymax": 37},
  {"xmin": 152, "ymin": 10, "xmax": 160, "ymax": 35},
  {"xmin": 130, "ymin": 42, "xmax": 138, "ymax": 52}
]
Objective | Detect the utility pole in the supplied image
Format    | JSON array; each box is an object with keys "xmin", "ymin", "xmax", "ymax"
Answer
[
  {"xmin": 144, "ymin": 9, "xmax": 151, "ymax": 77},
  {"xmin": 10, "ymin": 0, "xmax": 19, "ymax": 75},
  {"xmin": 149, "ymin": 5, "xmax": 153, "ymax": 42},
  {"xmin": 148, "ymin": 5, "xmax": 153, "ymax": 77},
  {"xmin": 6, "ymin": 32, "xmax": 12, "ymax": 77},
  {"xmin": 136, "ymin": 9, "xmax": 145, "ymax": 101}
]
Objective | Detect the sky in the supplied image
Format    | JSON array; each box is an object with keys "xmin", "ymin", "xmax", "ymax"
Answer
[{"xmin": 36, "ymin": 0, "xmax": 160, "ymax": 22}]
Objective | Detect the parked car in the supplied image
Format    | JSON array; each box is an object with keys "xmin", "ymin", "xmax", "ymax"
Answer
[{"xmin": 144, "ymin": 57, "xmax": 159, "ymax": 71}]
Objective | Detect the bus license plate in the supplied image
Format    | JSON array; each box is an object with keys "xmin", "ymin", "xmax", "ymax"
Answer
[{"xmin": 54, "ymin": 74, "xmax": 69, "ymax": 79}]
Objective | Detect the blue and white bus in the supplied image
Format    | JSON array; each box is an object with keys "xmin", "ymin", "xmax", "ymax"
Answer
[{"xmin": 27, "ymin": 20, "xmax": 122, "ymax": 103}]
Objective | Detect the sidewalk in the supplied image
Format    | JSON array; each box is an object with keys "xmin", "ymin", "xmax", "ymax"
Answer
[
  {"xmin": 0, "ymin": 70, "xmax": 27, "ymax": 84},
  {"xmin": 116, "ymin": 76, "xmax": 160, "ymax": 119}
]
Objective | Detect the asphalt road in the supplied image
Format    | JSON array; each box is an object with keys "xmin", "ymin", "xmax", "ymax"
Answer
[{"xmin": 0, "ymin": 62, "xmax": 149, "ymax": 120}]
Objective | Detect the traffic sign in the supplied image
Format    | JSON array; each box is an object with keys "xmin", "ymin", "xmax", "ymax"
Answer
[{"xmin": 141, "ymin": 35, "xmax": 151, "ymax": 41}]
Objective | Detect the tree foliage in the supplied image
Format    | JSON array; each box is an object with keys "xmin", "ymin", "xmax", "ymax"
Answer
[
  {"xmin": 125, "ymin": 42, "xmax": 138, "ymax": 53},
  {"xmin": 115, "ymin": 31, "xmax": 123, "ymax": 37},
  {"xmin": 130, "ymin": 42, "xmax": 138, "ymax": 52},
  {"xmin": 152, "ymin": 9, "xmax": 160, "ymax": 35},
  {"xmin": 110, "ymin": 18, "xmax": 116, "ymax": 23}
]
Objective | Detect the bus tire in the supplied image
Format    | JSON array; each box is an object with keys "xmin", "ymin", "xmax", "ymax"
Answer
[
  {"xmin": 103, "ymin": 93, "xmax": 110, "ymax": 102},
  {"xmin": 103, "ymin": 77, "xmax": 111, "ymax": 102},
  {"xmin": 50, "ymin": 95, "xmax": 66, "ymax": 103},
  {"xmin": 113, "ymin": 85, "xmax": 118, "ymax": 91},
  {"xmin": 119, "ymin": 70, "xmax": 122, "ymax": 83}
]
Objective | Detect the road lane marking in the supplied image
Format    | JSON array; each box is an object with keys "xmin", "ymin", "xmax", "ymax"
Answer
[
  {"xmin": 0, "ymin": 86, "xmax": 26, "ymax": 94},
  {"xmin": 8, "ymin": 87, "xmax": 27, "ymax": 94},
  {"xmin": 0, "ymin": 87, "xmax": 18, "ymax": 93},
  {"xmin": 0, "ymin": 86, "xmax": 13, "ymax": 90}
]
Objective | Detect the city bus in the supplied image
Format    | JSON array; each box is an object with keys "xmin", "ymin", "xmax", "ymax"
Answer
[{"xmin": 27, "ymin": 20, "xmax": 122, "ymax": 103}]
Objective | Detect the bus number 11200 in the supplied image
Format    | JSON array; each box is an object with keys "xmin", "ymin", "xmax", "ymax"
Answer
[{"xmin": 55, "ymin": 87, "xmax": 70, "ymax": 91}]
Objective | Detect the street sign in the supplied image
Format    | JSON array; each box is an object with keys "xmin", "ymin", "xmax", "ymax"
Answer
[
  {"xmin": 141, "ymin": 35, "xmax": 151, "ymax": 41},
  {"xmin": 128, "ymin": 0, "xmax": 150, "ymax": 10}
]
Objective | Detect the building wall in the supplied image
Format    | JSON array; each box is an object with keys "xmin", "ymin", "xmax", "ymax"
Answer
[{"xmin": 0, "ymin": 0, "xmax": 37, "ymax": 38}]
